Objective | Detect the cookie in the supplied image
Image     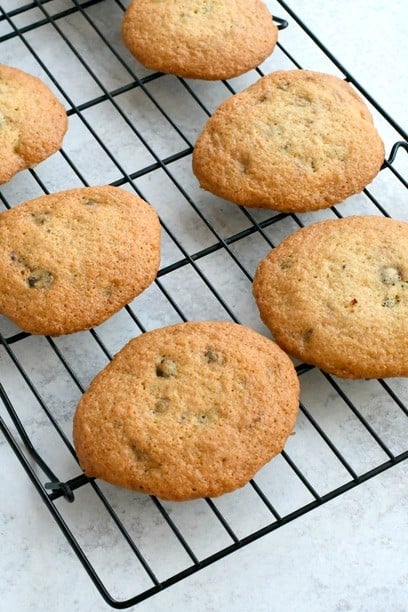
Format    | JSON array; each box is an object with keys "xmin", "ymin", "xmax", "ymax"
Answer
[
  {"xmin": 253, "ymin": 216, "xmax": 408, "ymax": 379},
  {"xmin": 0, "ymin": 186, "xmax": 160, "ymax": 336},
  {"xmin": 122, "ymin": 0, "xmax": 277, "ymax": 80},
  {"xmin": 73, "ymin": 321, "xmax": 299, "ymax": 501},
  {"xmin": 0, "ymin": 64, "xmax": 67, "ymax": 184},
  {"xmin": 193, "ymin": 70, "xmax": 385, "ymax": 212}
]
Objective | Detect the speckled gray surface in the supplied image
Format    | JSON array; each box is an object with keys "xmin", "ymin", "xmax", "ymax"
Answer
[{"xmin": 0, "ymin": 0, "xmax": 407, "ymax": 610}]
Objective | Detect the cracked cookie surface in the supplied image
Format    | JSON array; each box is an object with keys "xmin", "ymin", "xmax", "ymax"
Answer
[
  {"xmin": 122, "ymin": 0, "xmax": 277, "ymax": 80},
  {"xmin": 253, "ymin": 216, "xmax": 408, "ymax": 378},
  {"xmin": 0, "ymin": 186, "xmax": 160, "ymax": 335},
  {"xmin": 0, "ymin": 64, "xmax": 67, "ymax": 184},
  {"xmin": 73, "ymin": 321, "xmax": 299, "ymax": 501},
  {"xmin": 193, "ymin": 70, "xmax": 384, "ymax": 211}
]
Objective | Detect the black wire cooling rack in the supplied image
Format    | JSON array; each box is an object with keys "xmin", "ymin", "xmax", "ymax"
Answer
[{"xmin": 0, "ymin": 0, "xmax": 407, "ymax": 608}]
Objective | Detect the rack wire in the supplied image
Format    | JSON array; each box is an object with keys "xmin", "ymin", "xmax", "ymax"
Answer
[{"xmin": 0, "ymin": 0, "xmax": 407, "ymax": 608}]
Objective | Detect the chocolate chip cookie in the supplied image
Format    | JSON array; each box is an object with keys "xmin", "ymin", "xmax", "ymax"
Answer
[
  {"xmin": 193, "ymin": 70, "xmax": 385, "ymax": 211},
  {"xmin": 0, "ymin": 63, "xmax": 67, "ymax": 184},
  {"xmin": 122, "ymin": 0, "xmax": 278, "ymax": 80},
  {"xmin": 73, "ymin": 321, "xmax": 299, "ymax": 500},
  {"xmin": 253, "ymin": 216, "xmax": 408, "ymax": 378},
  {"xmin": 0, "ymin": 186, "xmax": 161, "ymax": 336}
]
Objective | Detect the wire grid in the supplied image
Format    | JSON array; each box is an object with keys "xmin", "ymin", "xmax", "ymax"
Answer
[{"xmin": 0, "ymin": 0, "xmax": 407, "ymax": 608}]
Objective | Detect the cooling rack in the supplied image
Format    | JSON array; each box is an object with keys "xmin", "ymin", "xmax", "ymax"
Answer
[{"xmin": 0, "ymin": 0, "xmax": 407, "ymax": 608}]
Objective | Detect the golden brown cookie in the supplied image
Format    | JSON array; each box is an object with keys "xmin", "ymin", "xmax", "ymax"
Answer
[
  {"xmin": 0, "ymin": 64, "xmax": 67, "ymax": 184},
  {"xmin": 0, "ymin": 186, "xmax": 160, "ymax": 336},
  {"xmin": 253, "ymin": 216, "xmax": 408, "ymax": 379},
  {"xmin": 122, "ymin": 0, "xmax": 277, "ymax": 80},
  {"xmin": 193, "ymin": 70, "xmax": 385, "ymax": 212},
  {"xmin": 73, "ymin": 321, "xmax": 299, "ymax": 501}
]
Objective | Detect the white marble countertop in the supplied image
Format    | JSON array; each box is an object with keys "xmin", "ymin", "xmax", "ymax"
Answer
[{"xmin": 1, "ymin": 1, "xmax": 407, "ymax": 611}]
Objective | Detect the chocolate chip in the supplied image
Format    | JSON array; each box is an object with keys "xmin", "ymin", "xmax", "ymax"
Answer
[
  {"xmin": 238, "ymin": 157, "xmax": 248, "ymax": 173},
  {"xmin": 129, "ymin": 444, "xmax": 160, "ymax": 469},
  {"xmin": 382, "ymin": 296, "xmax": 400, "ymax": 308},
  {"xmin": 204, "ymin": 348, "xmax": 224, "ymax": 364},
  {"xmin": 27, "ymin": 269, "xmax": 54, "ymax": 289},
  {"xmin": 280, "ymin": 255, "xmax": 293, "ymax": 270},
  {"xmin": 156, "ymin": 357, "xmax": 177, "ymax": 378},
  {"xmin": 103, "ymin": 286, "xmax": 114, "ymax": 297},
  {"xmin": 153, "ymin": 398, "xmax": 169, "ymax": 415},
  {"xmin": 303, "ymin": 328, "xmax": 314, "ymax": 342},
  {"xmin": 10, "ymin": 251, "xmax": 28, "ymax": 267},
  {"xmin": 84, "ymin": 200, "xmax": 96, "ymax": 206},
  {"xmin": 381, "ymin": 266, "xmax": 402, "ymax": 286},
  {"xmin": 295, "ymin": 94, "xmax": 312, "ymax": 107},
  {"xmin": 195, "ymin": 406, "xmax": 220, "ymax": 425},
  {"xmin": 193, "ymin": 2, "xmax": 211, "ymax": 14},
  {"xmin": 31, "ymin": 212, "xmax": 50, "ymax": 225},
  {"xmin": 129, "ymin": 443, "xmax": 146, "ymax": 461}
]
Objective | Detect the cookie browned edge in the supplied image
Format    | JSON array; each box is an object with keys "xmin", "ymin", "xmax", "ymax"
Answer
[
  {"xmin": 73, "ymin": 321, "xmax": 300, "ymax": 501},
  {"xmin": 0, "ymin": 63, "xmax": 68, "ymax": 184},
  {"xmin": 121, "ymin": 0, "xmax": 278, "ymax": 80}
]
